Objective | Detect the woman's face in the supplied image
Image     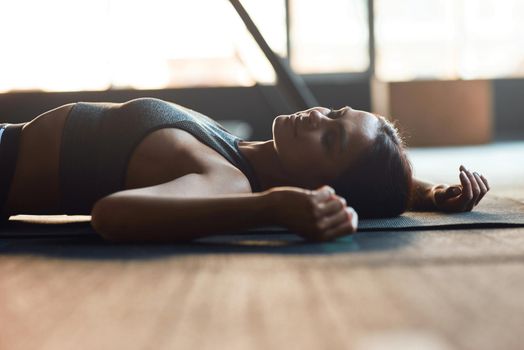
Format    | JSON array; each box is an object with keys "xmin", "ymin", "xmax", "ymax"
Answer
[{"xmin": 272, "ymin": 106, "xmax": 381, "ymax": 188}]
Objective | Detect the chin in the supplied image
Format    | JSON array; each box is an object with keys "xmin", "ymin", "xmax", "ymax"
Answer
[
  {"xmin": 273, "ymin": 115, "xmax": 288, "ymax": 124},
  {"xmin": 272, "ymin": 115, "xmax": 285, "ymax": 139}
]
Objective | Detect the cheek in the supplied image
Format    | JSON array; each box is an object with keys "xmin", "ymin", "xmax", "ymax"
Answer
[
  {"xmin": 297, "ymin": 138, "xmax": 330, "ymax": 170},
  {"xmin": 276, "ymin": 126, "xmax": 328, "ymax": 169},
  {"xmin": 299, "ymin": 129, "xmax": 324, "ymax": 153}
]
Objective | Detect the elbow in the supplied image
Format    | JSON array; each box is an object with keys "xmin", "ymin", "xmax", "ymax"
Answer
[{"xmin": 90, "ymin": 197, "xmax": 125, "ymax": 242}]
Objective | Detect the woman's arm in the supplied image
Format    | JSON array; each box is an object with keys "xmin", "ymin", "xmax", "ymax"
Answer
[
  {"xmin": 92, "ymin": 191, "xmax": 272, "ymax": 242},
  {"xmin": 91, "ymin": 174, "xmax": 357, "ymax": 243},
  {"xmin": 409, "ymin": 165, "xmax": 490, "ymax": 212},
  {"xmin": 409, "ymin": 177, "xmax": 439, "ymax": 211}
]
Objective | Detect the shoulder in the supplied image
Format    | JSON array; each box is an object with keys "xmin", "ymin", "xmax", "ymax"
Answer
[
  {"xmin": 163, "ymin": 128, "xmax": 253, "ymax": 194},
  {"xmin": 126, "ymin": 127, "xmax": 251, "ymax": 193}
]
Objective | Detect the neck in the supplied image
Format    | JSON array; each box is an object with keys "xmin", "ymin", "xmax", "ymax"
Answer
[{"xmin": 237, "ymin": 140, "xmax": 294, "ymax": 191}]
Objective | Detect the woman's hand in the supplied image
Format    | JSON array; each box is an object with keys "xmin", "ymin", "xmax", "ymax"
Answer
[
  {"xmin": 266, "ymin": 185, "xmax": 358, "ymax": 242},
  {"xmin": 432, "ymin": 165, "xmax": 490, "ymax": 212}
]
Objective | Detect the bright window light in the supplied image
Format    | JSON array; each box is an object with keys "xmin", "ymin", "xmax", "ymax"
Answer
[
  {"xmin": 0, "ymin": 0, "xmax": 285, "ymax": 92},
  {"xmin": 375, "ymin": 0, "xmax": 524, "ymax": 81},
  {"xmin": 290, "ymin": 0, "xmax": 369, "ymax": 74}
]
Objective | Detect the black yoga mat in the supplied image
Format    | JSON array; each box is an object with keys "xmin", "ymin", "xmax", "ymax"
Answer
[
  {"xmin": 256, "ymin": 195, "xmax": 524, "ymax": 233},
  {"xmin": 0, "ymin": 196, "xmax": 523, "ymax": 238},
  {"xmin": 358, "ymin": 196, "xmax": 524, "ymax": 231}
]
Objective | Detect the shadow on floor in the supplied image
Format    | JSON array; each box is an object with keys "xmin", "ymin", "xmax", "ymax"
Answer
[
  {"xmin": 0, "ymin": 222, "xmax": 414, "ymax": 260},
  {"xmin": 3, "ymin": 194, "xmax": 523, "ymax": 260}
]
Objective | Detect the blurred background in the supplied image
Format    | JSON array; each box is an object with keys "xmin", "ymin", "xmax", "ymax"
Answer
[{"xmin": 0, "ymin": 0, "xmax": 523, "ymax": 144}]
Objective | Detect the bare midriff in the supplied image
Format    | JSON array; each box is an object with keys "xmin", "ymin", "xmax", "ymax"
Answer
[{"xmin": 3, "ymin": 104, "xmax": 251, "ymax": 216}]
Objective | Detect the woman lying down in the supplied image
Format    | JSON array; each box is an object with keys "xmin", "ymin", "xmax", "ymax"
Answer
[{"xmin": 0, "ymin": 98, "xmax": 489, "ymax": 242}]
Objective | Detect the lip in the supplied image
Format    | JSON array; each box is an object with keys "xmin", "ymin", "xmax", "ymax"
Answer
[{"xmin": 290, "ymin": 115, "xmax": 299, "ymax": 137}]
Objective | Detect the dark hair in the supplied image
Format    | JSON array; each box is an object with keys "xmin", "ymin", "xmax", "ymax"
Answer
[{"xmin": 330, "ymin": 115, "xmax": 412, "ymax": 218}]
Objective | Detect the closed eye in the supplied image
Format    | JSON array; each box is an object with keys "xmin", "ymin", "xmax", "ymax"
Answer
[
  {"xmin": 324, "ymin": 108, "xmax": 348, "ymax": 154},
  {"xmin": 327, "ymin": 108, "xmax": 340, "ymax": 119}
]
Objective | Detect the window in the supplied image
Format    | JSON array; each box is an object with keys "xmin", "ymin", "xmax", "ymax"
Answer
[
  {"xmin": 375, "ymin": 0, "xmax": 524, "ymax": 81},
  {"xmin": 0, "ymin": 0, "xmax": 285, "ymax": 92},
  {"xmin": 289, "ymin": 0, "xmax": 370, "ymax": 74},
  {"xmin": 0, "ymin": 0, "xmax": 369, "ymax": 92},
  {"xmin": 7, "ymin": 0, "xmax": 520, "ymax": 91}
]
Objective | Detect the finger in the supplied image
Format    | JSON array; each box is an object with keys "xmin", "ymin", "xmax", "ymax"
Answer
[
  {"xmin": 459, "ymin": 171, "xmax": 473, "ymax": 210},
  {"xmin": 435, "ymin": 186, "xmax": 461, "ymax": 202},
  {"xmin": 466, "ymin": 170, "xmax": 480, "ymax": 211},
  {"xmin": 317, "ymin": 206, "xmax": 352, "ymax": 232},
  {"xmin": 313, "ymin": 186, "xmax": 335, "ymax": 203},
  {"xmin": 459, "ymin": 164, "xmax": 467, "ymax": 172},
  {"xmin": 480, "ymin": 174, "xmax": 490, "ymax": 191},
  {"xmin": 447, "ymin": 186, "xmax": 462, "ymax": 197},
  {"xmin": 474, "ymin": 172, "xmax": 488, "ymax": 205},
  {"xmin": 464, "ymin": 169, "xmax": 480, "ymax": 210},
  {"xmin": 322, "ymin": 208, "xmax": 358, "ymax": 241},
  {"xmin": 317, "ymin": 196, "xmax": 346, "ymax": 216}
]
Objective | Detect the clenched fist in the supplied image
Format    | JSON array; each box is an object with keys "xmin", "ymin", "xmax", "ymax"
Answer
[{"xmin": 266, "ymin": 185, "xmax": 358, "ymax": 242}]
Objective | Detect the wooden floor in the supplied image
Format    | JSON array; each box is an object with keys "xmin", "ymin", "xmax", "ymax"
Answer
[{"xmin": 1, "ymin": 142, "xmax": 523, "ymax": 350}]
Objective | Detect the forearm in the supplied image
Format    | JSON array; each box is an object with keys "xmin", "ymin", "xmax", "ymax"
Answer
[
  {"xmin": 409, "ymin": 177, "xmax": 438, "ymax": 211},
  {"xmin": 91, "ymin": 192, "xmax": 275, "ymax": 242}
]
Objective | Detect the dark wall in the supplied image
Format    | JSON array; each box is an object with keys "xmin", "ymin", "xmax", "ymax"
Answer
[
  {"xmin": 1, "ymin": 78, "xmax": 522, "ymax": 141},
  {"xmin": 0, "ymin": 81, "xmax": 371, "ymax": 140}
]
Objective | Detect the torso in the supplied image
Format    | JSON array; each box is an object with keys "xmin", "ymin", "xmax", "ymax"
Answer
[{"xmin": 4, "ymin": 103, "xmax": 252, "ymax": 215}]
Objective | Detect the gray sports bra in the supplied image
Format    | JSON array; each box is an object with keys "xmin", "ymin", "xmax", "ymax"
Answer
[{"xmin": 59, "ymin": 98, "xmax": 261, "ymax": 214}]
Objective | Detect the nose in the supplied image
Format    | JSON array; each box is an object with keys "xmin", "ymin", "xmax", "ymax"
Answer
[{"xmin": 308, "ymin": 109, "xmax": 327, "ymax": 127}]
